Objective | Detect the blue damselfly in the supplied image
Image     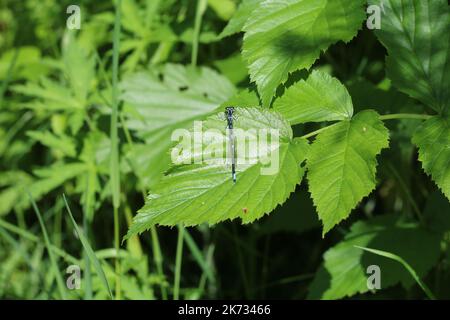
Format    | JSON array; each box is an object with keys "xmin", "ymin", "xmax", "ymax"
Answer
[{"xmin": 225, "ymin": 107, "xmax": 237, "ymax": 183}]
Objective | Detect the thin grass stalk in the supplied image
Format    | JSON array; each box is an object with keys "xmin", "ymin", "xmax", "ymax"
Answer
[{"xmin": 111, "ymin": 0, "xmax": 122, "ymax": 300}]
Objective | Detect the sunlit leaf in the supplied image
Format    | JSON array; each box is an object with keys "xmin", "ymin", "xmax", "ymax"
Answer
[
  {"xmin": 274, "ymin": 70, "xmax": 353, "ymax": 125},
  {"xmin": 126, "ymin": 107, "xmax": 309, "ymax": 237},
  {"xmin": 307, "ymin": 110, "xmax": 390, "ymax": 234}
]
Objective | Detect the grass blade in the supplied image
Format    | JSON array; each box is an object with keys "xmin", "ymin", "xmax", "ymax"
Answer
[
  {"xmin": 27, "ymin": 191, "xmax": 67, "ymax": 299},
  {"xmin": 63, "ymin": 194, "xmax": 113, "ymax": 299},
  {"xmin": 83, "ymin": 178, "xmax": 93, "ymax": 300},
  {"xmin": 183, "ymin": 230, "xmax": 215, "ymax": 283},
  {"xmin": 191, "ymin": 0, "xmax": 207, "ymax": 67},
  {"xmin": 111, "ymin": 0, "xmax": 122, "ymax": 300},
  {"xmin": 0, "ymin": 218, "xmax": 78, "ymax": 264},
  {"xmin": 354, "ymin": 245, "xmax": 436, "ymax": 300},
  {"xmin": 173, "ymin": 225, "xmax": 184, "ymax": 300}
]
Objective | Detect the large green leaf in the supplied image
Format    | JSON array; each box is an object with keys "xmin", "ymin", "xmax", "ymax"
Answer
[
  {"xmin": 242, "ymin": 0, "xmax": 366, "ymax": 106},
  {"xmin": 126, "ymin": 107, "xmax": 309, "ymax": 238},
  {"xmin": 308, "ymin": 215, "xmax": 441, "ymax": 299},
  {"xmin": 274, "ymin": 70, "xmax": 353, "ymax": 125},
  {"xmin": 412, "ymin": 116, "xmax": 450, "ymax": 200},
  {"xmin": 370, "ymin": 0, "xmax": 450, "ymax": 113},
  {"xmin": 121, "ymin": 63, "xmax": 235, "ymax": 188},
  {"xmin": 307, "ymin": 110, "xmax": 390, "ymax": 235}
]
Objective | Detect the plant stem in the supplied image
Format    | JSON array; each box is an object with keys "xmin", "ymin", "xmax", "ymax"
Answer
[
  {"xmin": 172, "ymin": 0, "xmax": 207, "ymax": 301},
  {"xmin": 111, "ymin": 0, "xmax": 122, "ymax": 300},
  {"xmin": 300, "ymin": 122, "xmax": 340, "ymax": 139},
  {"xmin": 113, "ymin": 206, "xmax": 121, "ymax": 299},
  {"xmin": 151, "ymin": 227, "xmax": 168, "ymax": 299},
  {"xmin": 232, "ymin": 224, "xmax": 251, "ymax": 299},
  {"xmin": 299, "ymin": 113, "xmax": 432, "ymax": 140},
  {"xmin": 173, "ymin": 225, "xmax": 185, "ymax": 300},
  {"xmin": 191, "ymin": 0, "xmax": 207, "ymax": 67},
  {"xmin": 82, "ymin": 188, "xmax": 93, "ymax": 300},
  {"xmin": 379, "ymin": 113, "xmax": 432, "ymax": 121}
]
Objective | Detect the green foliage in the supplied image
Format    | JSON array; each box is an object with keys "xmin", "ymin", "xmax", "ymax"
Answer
[
  {"xmin": 308, "ymin": 216, "xmax": 441, "ymax": 299},
  {"xmin": 1, "ymin": 0, "xmax": 450, "ymax": 301},
  {"xmin": 26, "ymin": 130, "xmax": 76, "ymax": 158},
  {"xmin": 0, "ymin": 47, "xmax": 50, "ymax": 82},
  {"xmin": 63, "ymin": 195, "xmax": 113, "ymax": 299},
  {"xmin": 120, "ymin": 0, "xmax": 176, "ymax": 71}
]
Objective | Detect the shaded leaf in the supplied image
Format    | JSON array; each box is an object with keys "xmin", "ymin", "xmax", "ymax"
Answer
[
  {"xmin": 242, "ymin": 0, "xmax": 366, "ymax": 106},
  {"xmin": 412, "ymin": 116, "xmax": 450, "ymax": 200},
  {"xmin": 308, "ymin": 215, "xmax": 441, "ymax": 299},
  {"xmin": 370, "ymin": 0, "xmax": 450, "ymax": 113}
]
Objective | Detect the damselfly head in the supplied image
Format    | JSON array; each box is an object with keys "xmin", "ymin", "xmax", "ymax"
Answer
[{"xmin": 225, "ymin": 107, "xmax": 235, "ymax": 116}]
